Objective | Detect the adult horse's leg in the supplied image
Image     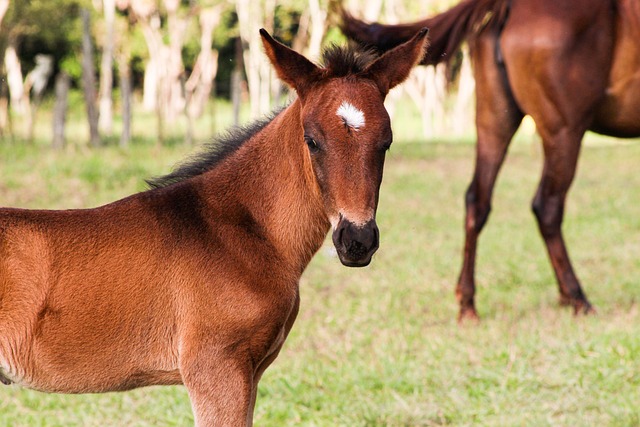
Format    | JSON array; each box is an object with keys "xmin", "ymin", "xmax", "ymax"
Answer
[
  {"xmin": 456, "ymin": 30, "xmax": 523, "ymax": 321},
  {"xmin": 502, "ymin": 0, "xmax": 613, "ymax": 314},
  {"xmin": 531, "ymin": 128, "xmax": 593, "ymax": 313}
]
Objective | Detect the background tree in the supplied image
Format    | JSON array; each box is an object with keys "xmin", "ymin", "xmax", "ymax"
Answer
[
  {"xmin": 124, "ymin": 0, "xmax": 200, "ymax": 143},
  {"xmin": 236, "ymin": 0, "xmax": 276, "ymax": 118},
  {"xmin": 23, "ymin": 53, "xmax": 54, "ymax": 142},
  {"xmin": 184, "ymin": 3, "xmax": 223, "ymax": 144},
  {"xmin": 0, "ymin": 0, "xmax": 474, "ymax": 147},
  {"xmin": 97, "ymin": 0, "xmax": 116, "ymax": 134},
  {"xmin": 114, "ymin": 2, "xmax": 134, "ymax": 148},
  {"xmin": 81, "ymin": 6, "xmax": 101, "ymax": 147},
  {"xmin": 1, "ymin": 0, "xmax": 82, "ymax": 143},
  {"xmin": 0, "ymin": 0, "xmax": 11, "ymax": 138},
  {"xmin": 0, "ymin": 1, "xmax": 7, "ymax": 34},
  {"xmin": 52, "ymin": 71, "xmax": 71, "ymax": 149}
]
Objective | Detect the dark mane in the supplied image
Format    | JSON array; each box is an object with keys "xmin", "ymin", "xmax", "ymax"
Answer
[
  {"xmin": 147, "ymin": 107, "xmax": 285, "ymax": 189},
  {"xmin": 320, "ymin": 44, "xmax": 378, "ymax": 77}
]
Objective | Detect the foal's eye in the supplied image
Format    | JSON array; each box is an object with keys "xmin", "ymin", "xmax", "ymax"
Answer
[{"xmin": 304, "ymin": 136, "xmax": 320, "ymax": 153}]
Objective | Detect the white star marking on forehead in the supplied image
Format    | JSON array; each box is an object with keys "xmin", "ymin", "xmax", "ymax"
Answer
[{"xmin": 336, "ymin": 101, "xmax": 365, "ymax": 130}]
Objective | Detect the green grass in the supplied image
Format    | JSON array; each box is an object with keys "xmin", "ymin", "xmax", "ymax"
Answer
[{"xmin": 1, "ymin": 109, "xmax": 639, "ymax": 425}]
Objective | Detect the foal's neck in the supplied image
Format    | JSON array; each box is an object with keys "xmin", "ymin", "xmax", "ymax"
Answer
[{"xmin": 206, "ymin": 100, "xmax": 330, "ymax": 274}]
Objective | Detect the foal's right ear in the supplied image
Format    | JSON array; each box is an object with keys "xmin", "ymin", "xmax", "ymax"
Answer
[{"xmin": 260, "ymin": 28, "xmax": 322, "ymax": 98}]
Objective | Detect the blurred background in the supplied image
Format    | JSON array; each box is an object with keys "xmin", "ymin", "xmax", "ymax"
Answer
[{"xmin": 0, "ymin": 0, "xmax": 484, "ymax": 149}]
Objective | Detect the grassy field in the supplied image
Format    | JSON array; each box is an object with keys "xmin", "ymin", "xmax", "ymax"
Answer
[{"xmin": 0, "ymin": 106, "xmax": 639, "ymax": 426}]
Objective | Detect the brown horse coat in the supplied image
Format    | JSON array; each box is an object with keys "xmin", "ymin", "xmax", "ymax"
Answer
[
  {"xmin": 0, "ymin": 29, "xmax": 429, "ymax": 425},
  {"xmin": 341, "ymin": 0, "xmax": 640, "ymax": 320}
]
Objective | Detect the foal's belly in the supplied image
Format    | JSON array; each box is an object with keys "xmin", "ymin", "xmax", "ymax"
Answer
[
  {"xmin": 0, "ymin": 345, "xmax": 184, "ymax": 393},
  {"xmin": 21, "ymin": 310, "xmax": 184, "ymax": 393},
  {"xmin": 0, "ymin": 331, "xmax": 183, "ymax": 393}
]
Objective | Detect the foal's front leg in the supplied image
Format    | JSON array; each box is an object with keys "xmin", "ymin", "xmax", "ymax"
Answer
[
  {"xmin": 181, "ymin": 346, "xmax": 254, "ymax": 426},
  {"xmin": 246, "ymin": 293, "xmax": 300, "ymax": 424}
]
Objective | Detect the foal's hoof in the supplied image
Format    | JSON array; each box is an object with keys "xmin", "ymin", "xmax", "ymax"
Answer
[{"xmin": 458, "ymin": 306, "xmax": 480, "ymax": 324}]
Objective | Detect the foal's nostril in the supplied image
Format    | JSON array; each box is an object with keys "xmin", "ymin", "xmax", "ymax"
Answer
[
  {"xmin": 347, "ymin": 239, "xmax": 367, "ymax": 258},
  {"xmin": 335, "ymin": 225, "xmax": 345, "ymax": 249}
]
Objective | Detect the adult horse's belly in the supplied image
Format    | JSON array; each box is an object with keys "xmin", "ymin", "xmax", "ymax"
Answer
[
  {"xmin": 593, "ymin": 70, "xmax": 640, "ymax": 138},
  {"xmin": 593, "ymin": 1, "xmax": 640, "ymax": 138}
]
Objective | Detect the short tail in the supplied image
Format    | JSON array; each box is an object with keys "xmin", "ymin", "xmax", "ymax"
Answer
[{"xmin": 340, "ymin": 0, "xmax": 509, "ymax": 66}]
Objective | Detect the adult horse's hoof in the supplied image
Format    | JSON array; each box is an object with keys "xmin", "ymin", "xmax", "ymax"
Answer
[
  {"xmin": 558, "ymin": 294, "xmax": 573, "ymax": 306},
  {"xmin": 458, "ymin": 306, "xmax": 480, "ymax": 324},
  {"xmin": 559, "ymin": 295, "xmax": 595, "ymax": 316},
  {"xmin": 573, "ymin": 301, "xmax": 596, "ymax": 316}
]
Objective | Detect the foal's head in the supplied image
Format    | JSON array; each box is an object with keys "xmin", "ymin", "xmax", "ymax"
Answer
[{"xmin": 261, "ymin": 29, "xmax": 428, "ymax": 267}]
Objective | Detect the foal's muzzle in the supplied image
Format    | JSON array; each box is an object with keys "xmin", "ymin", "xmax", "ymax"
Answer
[{"xmin": 332, "ymin": 217, "xmax": 380, "ymax": 267}]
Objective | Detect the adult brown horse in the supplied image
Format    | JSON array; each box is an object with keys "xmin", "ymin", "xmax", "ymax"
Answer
[
  {"xmin": 0, "ymin": 29, "xmax": 428, "ymax": 425},
  {"xmin": 341, "ymin": 0, "xmax": 640, "ymax": 321}
]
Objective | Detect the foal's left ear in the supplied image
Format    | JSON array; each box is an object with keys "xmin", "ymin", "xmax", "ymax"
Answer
[
  {"xmin": 364, "ymin": 27, "xmax": 430, "ymax": 96},
  {"xmin": 260, "ymin": 28, "xmax": 322, "ymax": 97}
]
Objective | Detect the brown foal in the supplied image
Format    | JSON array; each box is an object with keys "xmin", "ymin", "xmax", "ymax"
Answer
[{"xmin": 0, "ymin": 29, "xmax": 429, "ymax": 425}]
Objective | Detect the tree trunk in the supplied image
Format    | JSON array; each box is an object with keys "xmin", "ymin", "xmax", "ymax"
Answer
[
  {"xmin": 307, "ymin": 0, "xmax": 327, "ymax": 60},
  {"xmin": 99, "ymin": 0, "xmax": 116, "ymax": 134},
  {"xmin": 1, "ymin": 1, "xmax": 15, "ymax": 131},
  {"xmin": 129, "ymin": 0, "xmax": 160, "ymax": 111},
  {"xmin": 0, "ymin": 0, "xmax": 7, "ymax": 139},
  {"xmin": 0, "ymin": 71, "xmax": 11, "ymax": 141},
  {"xmin": 0, "ymin": 0, "xmax": 8, "ymax": 26},
  {"xmin": 291, "ymin": 8, "xmax": 310, "ymax": 54},
  {"xmin": 24, "ymin": 55, "xmax": 54, "ymax": 143},
  {"xmin": 4, "ymin": 39, "xmax": 27, "ymax": 115},
  {"xmin": 451, "ymin": 47, "xmax": 475, "ymax": 135},
  {"xmin": 81, "ymin": 7, "xmax": 101, "ymax": 147},
  {"xmin": 164, "ymin": 0, "xmax": 188, "ymax": 122},
  {"xmin": 185, "ymin": 6, "xmax": 221, "ymax": 120},
  {"xmin": 133, "ymin": 0, "xmax": 192, "ymax": 139},
  {"xmin": 119, "ymin": 58, "xmax": 132, "ymax": 148},
  {"xmin": 52, "ymin": 72, "xmax": 70, "ymax": 150},
  {"xmin": 260, "ymin": 0, "xmax": 276, "ymax": 113},
  {"xmin": 236, "ymin": 0, "xmax": 276, "ymax": 118},
  {"xmin": 231, "ymin": 37, "xmax": 243, "ymax": 126},
  {"xmin": 138, "ymin": 13, "xmax": 162, "ymax": 112},
  {"xmin": 346, "ymin": 0, "xmax": 383, "ymax": 21}
]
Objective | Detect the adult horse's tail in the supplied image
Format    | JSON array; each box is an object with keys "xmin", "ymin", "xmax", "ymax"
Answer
[{"xmin": 340, "ymin": 0, "xmax": 509, "ymax": 66}]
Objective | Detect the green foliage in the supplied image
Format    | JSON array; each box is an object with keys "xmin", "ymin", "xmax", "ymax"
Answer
[
  {"xmin": 273, "ymin": 2, "xmax": 303, "ymax": 44},
  {"xmin": 3, "ymin": 0, "xmax": 82, "ymax": 70},
  {"xmin": 212, "ymin": 6, "xmax": 238, "ymax": 50},
  {"xmin": 59, "ymin": 55, "xmax": 82, "ymax": 80},
  {"xmin": 0, "ymin": 0, "xmax": 332, "ymax": 99}
]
